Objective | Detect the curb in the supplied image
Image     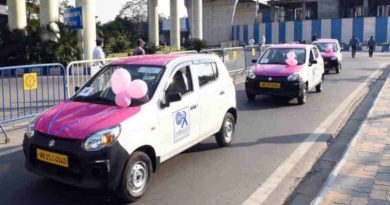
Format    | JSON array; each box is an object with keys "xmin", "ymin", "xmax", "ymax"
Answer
[{"xmin": 311, "ymin": 63, "xmax": 390, "ymax": 205}]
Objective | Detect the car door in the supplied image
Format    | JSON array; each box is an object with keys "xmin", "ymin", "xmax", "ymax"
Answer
[
  {"xmin": 313, "ymin": 47, "xmax": 323, "ymax": 82},
  {"xmin": 191, "ymin": 61, "xmax": 221, "ymax": 139},
  {"xmin": 308, "ymin": 49, "xmax": 318, "ymax": 88},
  {"xmin": 158, "ymin": 64, "xmax": 200, "ymax": 161}
]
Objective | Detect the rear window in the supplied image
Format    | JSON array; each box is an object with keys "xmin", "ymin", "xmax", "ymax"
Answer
[{"xmin": 193, "ymin": 62, "xmax": 219, "ymax": 87}]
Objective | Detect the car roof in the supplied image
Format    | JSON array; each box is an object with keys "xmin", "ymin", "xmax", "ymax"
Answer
[
  {"xmin": 270, "ymin": 44, "xmax": 309, "ymax": 49},
  {"xmin": 313, "ymin": 39, "xmax": 339, "ymax": 43},
  {"xmin": 111, "ymin": 54, "xmax": 190, "ymax": 66}
]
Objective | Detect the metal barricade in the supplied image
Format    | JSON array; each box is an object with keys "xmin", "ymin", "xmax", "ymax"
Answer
[
  {"xmin": 0, "ymin": 64, "xmax": 67, "ymax": 143},
  {"xmin": 66, "ymin": 58, "xmax": 118, "ymax": 97},
  {"xmin": 244, "ymin": 45, "xmax": 262, "ymax": 69},
  {"xmin": 170, "ymin": 50, "xmax": 198, "ymax": 54},
  {"xmin": 201, "ymin": 47, "xmax": 246, "ymax": 72}
]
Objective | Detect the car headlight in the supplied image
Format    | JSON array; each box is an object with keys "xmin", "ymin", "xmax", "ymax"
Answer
[
  {"xmin": 247, "ymin": 70, "xmax": 256, "ymax": 79},
  {"xmin": 287, "ymin": 73, "xmax": 302, "ymax": 81},
  {"xmin": 331, "ymin": 56, "xmax": 338, "ymax": 61},
  {"xmin": 26, "ymin": 115, "xmax": 39, "ymax": 138},
  {"xmin": 83, "ymin": 125, "xmax": 121, "ymax": 151}
]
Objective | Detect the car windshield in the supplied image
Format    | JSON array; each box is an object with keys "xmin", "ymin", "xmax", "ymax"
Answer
[
  {"xmin": 314, "ymin": 42, "xmax": 339, "ymax": 52},
  {"xmin": 72, "ymin": 65, "xmax": 165, "ymax": 106},
  {"xmin": 258, "ymin": 48, "xmax": 306, "ymax": 65}
]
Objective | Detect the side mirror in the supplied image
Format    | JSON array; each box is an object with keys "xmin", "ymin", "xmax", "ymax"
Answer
[
  {"xmin": 75, "ymin": 86, "xmax": 80, "ymax": 92},
  {"xmin": 161, "ymin": 92, "xmax": 182, "ymax": 108},
  {"xmin": 251, "ymin": 59, "xmax": 258, "ymax": 64}
]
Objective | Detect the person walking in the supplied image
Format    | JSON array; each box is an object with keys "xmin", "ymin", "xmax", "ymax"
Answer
[
  {"xmin": 133, "ymin": 39, "xmax": 146, "ymax": 56},
  {"xmin": 349, "ymin": 35, "xmax": 360, "ymax": 58},
  {"xmin": 93, "ymin": 38, "xmax": 106, "ymax": 62},
  {"xmin": 312, "ymin": 33, "xmax": 318, "ymax": 42},
  {"xmin": 367, "ymin": 36, "xmax": 376, "ymax": 58},
  {"xmin": 261, "ymin": 35, "xmax": 266, "ymax": 45}
]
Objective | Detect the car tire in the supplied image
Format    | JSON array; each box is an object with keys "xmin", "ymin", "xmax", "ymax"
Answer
[
  {"xmin": 336, "ymin": 64, "xmax": 341, "ymax": 74},
  {"xmin": 216, "ymin": 113, "xmax": 235, "ymax": 147},
  {"xmin": 246, "ymin": 92, "xmax": 256, "ymax": 102},
  {"xmin": 297, "ymin": 84, "xmax": 308, "ymax": 105},
  {"xmin": 316, "ymin": 76, "xmax": 324, "ymax": 93},
  {"xmin": 118, "ymin": 151, "xmax": 153, "ymax": 203}
]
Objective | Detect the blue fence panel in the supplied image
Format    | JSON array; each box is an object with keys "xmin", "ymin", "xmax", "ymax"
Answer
[
  {"xmin": 266, "ymin": 23, "xmax": 272, "ymax": 44},
  {"xmin": 236, "ymin": 25, "xmax": 240, "ymax": 41},
  {"xmin": 0, "ymin": 64, "xmax": 67, "ymax": 142},
  {"xmin": 253, "ymin": 23, "xmax": 260, "ymax": 44},
  {"xmin": 279, "ymin": 22, "xmax": 286, "ymax": 43},
  {"xmin": 376, "ymin": 16, "xmax": 388, "ymax": 42},
  {"xmin": 331, "ymin": 19, "xmax": 342, "ymax": 42},
  {"xmin": 243, "ymin": 24, "xmax": 249, "ymax": 44},
  {"xmin": 312, "ymin": 20, "xmax": 322, "ymax": 39},
  {"xmin": 353, "ymin": 18, "xmax": 364, "ymax": 42},
  {"xmin": 294, "ymin": 21, "xmax": 303, "ymax": 42}
]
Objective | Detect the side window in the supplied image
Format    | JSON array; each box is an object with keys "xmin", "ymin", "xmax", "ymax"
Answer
[
  {"xmin": 194, "ymin": 62, "xmax": 218, "ymax": 87},
  {"xmin": 310, "ymin": 50, "xmax": 315, "ymax": 62},
  {"xmin": 167, "ymin": 66, "xmax": 193, "ymax": 96},
  {"xmin": 313, "ymin": 48, "xmax": 320, "ymax": 59}
]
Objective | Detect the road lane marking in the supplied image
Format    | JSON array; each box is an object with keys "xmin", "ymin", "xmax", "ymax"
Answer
[
  {"xmin": 0, "ymin": 146, "xmax": 23, "ymax": 157},
  {"xmin": 242, "ymin": 63, "xmax": 388, "ymax": 205}
]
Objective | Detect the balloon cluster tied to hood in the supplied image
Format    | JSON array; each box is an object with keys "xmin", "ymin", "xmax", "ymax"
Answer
[
  {"xmin": 111, "ymin": 69, "xmax": 148, "ymax": 108},
  {"xmin": 285, "ymin": 51, "xmax": 298, "ymax": 66}
]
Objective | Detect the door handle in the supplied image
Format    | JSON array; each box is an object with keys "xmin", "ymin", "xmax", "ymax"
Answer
[
  {"xmin": 220, "ymin": 91, "xmax": 225, "ymax": 95},
  {"xmin": 190, "ymin": 104, "xmax": 198, "ymax": 110}
]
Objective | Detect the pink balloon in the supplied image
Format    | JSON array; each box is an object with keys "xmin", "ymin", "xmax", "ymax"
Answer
[
  {"xmin": 287, "ymin": 52, "xmax": 296, "ymax": 59},
  {"xmin": 285, "ymin": 58, "xmax": 298, "ymax": 66},
  {"xmin": 128, "ymin": 80, "xmax": 148, "ymax": 99},
  {"xmin": 111, "ymin": 69, "xmax": 132, "ymax": 95},
  {"xmin": 115, "ymin": 91, "xmax": 132, "ymax": 108}
]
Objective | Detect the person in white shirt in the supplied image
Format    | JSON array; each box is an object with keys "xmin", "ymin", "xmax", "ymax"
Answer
[
  {"xmin": 93, "ymin": 38, "xmax": 106, "ymax": 62},
  {"xmin": 261, "ymin": 35, "xmax": 266, "ymax": 45}
]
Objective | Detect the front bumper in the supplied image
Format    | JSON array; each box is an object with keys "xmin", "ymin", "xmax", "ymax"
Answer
[
  {"xmin": 23, "ymin": 132, "xmax": 129, "ymax": 190},
  {"xmin": 245, "ymin": 76, "xmax": 304, "ymax": 97},
  {"xmin": 323, "ymin": 58, "xmax": 340, "ymax": 70}
]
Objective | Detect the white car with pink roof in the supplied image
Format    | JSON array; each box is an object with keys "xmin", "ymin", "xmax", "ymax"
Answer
[
  {"xmin": 246, "ymin": 44, "xmax": 325, "ymax": 105},
  {"xmin": 23, "ymin": 54, "xmax": 237, "ymax": 202},
  {"xmin": 313, "ymin": 39, "xmax": 343, "ymax": 74}
]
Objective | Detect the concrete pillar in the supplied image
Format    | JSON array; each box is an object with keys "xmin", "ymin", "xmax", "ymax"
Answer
[
  {"xmin": 77, "ymin": 0, "xmax": 97, "ymax": 60},
  {"xmin": 7, "ymin": 0, "xmax": 27, "ymax": 30},
  {"xmin": 301, "ymin": 0, "xmax": 307, "ymax": 20},
  {"xmin": 363, "ymin": 0, "xmax": 369, "ymax": 16},
  {"xmin": 170, "ymin": 0, "xmax": 180, "ymax": 49},
  {"xmin": 40, "ymin": 0, "xmax": 59, "ymax": 26},
  {"xmin": 191, "ymin": 0, "xmax": 202, "ymax": 39},
  {"xmin": 148, "ymin": 0, "xmax": 159, "ymax": 45}
]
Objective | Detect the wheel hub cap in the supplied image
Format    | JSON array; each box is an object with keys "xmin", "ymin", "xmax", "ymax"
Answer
[
  {"xmin": 224, "ymin": 119, "xmax": 233, "ymax": 142},
  {"xmin": 128, "ymin": 161, "xmax": 148, "ymax": 194}
]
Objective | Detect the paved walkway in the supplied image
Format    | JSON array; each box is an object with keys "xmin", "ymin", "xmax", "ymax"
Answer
[{"xmin": 315, "ymin": 73, "xmax": 390, "ymax": 205}]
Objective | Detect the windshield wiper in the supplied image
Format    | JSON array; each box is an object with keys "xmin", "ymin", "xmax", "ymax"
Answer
[{"xmin": 73, "ymin": 96, "xmax": 114, "ymax": 104}]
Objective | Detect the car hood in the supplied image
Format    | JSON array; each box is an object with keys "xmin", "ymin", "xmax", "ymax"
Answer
[
  {"xmin": 253, "ymin": 64, "xmax": 304, "ymax": 77},
  {"xmin": 35, "ymin": 100, "xmax": 141, "ymax": 140},
  {"xmin": 321, "ymin": 52, "xmax": 337, "ymax": 58}
]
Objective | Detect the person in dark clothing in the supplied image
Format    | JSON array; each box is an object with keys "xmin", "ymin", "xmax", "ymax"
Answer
[
  {"xmin": 312, "ymin": 33, "xmax": 318, "ymax": 42},
  {"xmin": 349, "ymin": 35, "xmax": 360, "ymax": 58},
  {"xmin": 367, "ymin": 36, "xmax": 376, "ymax": 58},
  {"xmin": 133, "ymin": 39, "xmax": 146, "ymax": 56}
]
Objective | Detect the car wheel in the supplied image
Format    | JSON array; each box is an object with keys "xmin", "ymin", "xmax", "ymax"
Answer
[
  {"xmin": 316, "ymin": 76, "xmax": 324, "ymax": 93},
  {"xmin": 336, "ymin": 64, "xmax": 341, "ymax": 74},
  {"xmin": 297, "ymin": 84, "xmax": 308, "ymax": 105},
  {"xmin": 246, "ymin": 92, "xmax": 256, "ymax": 102},
  {"xmin": 216, "ymin": 113, "xmax": 235, "ymax": 147},
  {"xmin": 118, "ymin": 152, "xmax": 152, "ymax": 203}
]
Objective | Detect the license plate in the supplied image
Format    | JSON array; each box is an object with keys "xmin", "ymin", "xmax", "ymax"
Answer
[
  {"xmin": 259, "ymin": 82, "xmax": 281, "ymax": 89},
  {"xmin": 36, "ymin": 148, "xmax": 69, "ymax": 168}
]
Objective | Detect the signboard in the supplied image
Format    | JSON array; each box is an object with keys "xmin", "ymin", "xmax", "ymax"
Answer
[
  {"xmin": 64, "ymin": 7, "xmax": 83, "ymax": 30},
  {"xmin": 23, "ymin": 73, "xmax": 38, "ymax": 90}
]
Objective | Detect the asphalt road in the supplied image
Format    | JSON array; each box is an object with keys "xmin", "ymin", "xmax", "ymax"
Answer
[{"xmin": 0, "ymin": 52, "xmax": 389, "ymax": 205}]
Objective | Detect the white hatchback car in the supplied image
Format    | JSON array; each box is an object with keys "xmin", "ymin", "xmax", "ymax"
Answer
[
  {"xmin": 23, "ymin": 54, "xmax": 237, "ymax": 202},
  {"xmin": 313, "ymin": 39, "xmax": 343, "ymax": 74},
  {"xmin": 246, "ymin": 44, "xmax": 325, "ymax": 104}
]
